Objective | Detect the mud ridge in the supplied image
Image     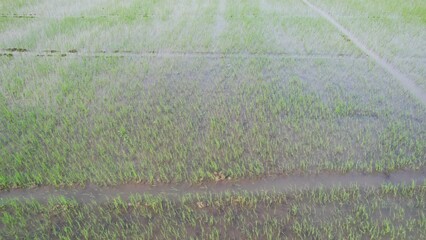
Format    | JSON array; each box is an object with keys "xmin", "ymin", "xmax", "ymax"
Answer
[
  {"xmin": 4, "ymin": 48, "xmax": 28, "ymax": 52},
  {"xmin": 0, "ymin": 14, "xmax": 36, "ymax": 19},
  {"xmin": 0, "ymin": 169, "xmax": 424, "ymax": 203},
  {"xmin": 0, "ymin": 13, "xmax": 403, "ymax": 20},
  {"xmin": 0, "ymin": 13, "xmax": 262, "ymax": 19},
  {"xmin": 0, "ymin": 14, "xmax": 136, "ymax": 19},
  {"xmin": 0, "ymin": 49, "xmax": 370, "ymax": 60},
  {"xmin": 301, "ymin": 0, "xmax": 426, "ymax": 105},
  {"xmin": 2, "ymin": 49, "xmax": 423, "ymax": 61}
]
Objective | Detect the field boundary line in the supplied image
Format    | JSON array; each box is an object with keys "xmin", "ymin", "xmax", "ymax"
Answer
[
  {"xmin": 2, "ymin": 49, "xmax": 424, "ymax": 61},
  {"xmin": 0, "ymin": 49, "xmax": 426, "ymax": 62},
  {"xmin": 0, "ymin": 49, "xmax": 369, "ymax": 60},
  {"xmin": 1, "ymin": 169, "xmax": 425, "ymax": 203},
  {"xmin": 301, "ymin": 0, "xmax": 426, "ymax": 105},
  {"xmin": 0, "ymin": 13, "xmax": 403, "ymax": 20}
]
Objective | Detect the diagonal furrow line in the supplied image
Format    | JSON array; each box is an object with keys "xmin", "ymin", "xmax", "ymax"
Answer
[
  {"xmin": 1, "ymin": 169, "xmax": 425, "ymax": 203},
  {"xmin": 301, "ymin": 0, "xmax": 426, "ymax": 105}
]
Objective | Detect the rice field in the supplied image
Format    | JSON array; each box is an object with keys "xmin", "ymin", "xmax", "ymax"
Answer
[{"xmin": 1, "ymin": 0, "xmax": 425, "ymax": 239}]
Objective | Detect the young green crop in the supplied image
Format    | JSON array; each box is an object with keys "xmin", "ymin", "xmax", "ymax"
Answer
[
  {"xmin": 1, "ymin": 183, "xmax": 425, "ymax": 239},
  {"xmin": 1, "ymin": 0, "xmax": 424, "ymax": 239},
  {"xmin": 1, "ymin": 54, "xmax": 425, "ymax": 189}
]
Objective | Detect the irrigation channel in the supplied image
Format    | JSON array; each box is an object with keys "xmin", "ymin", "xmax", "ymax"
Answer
[{"xmin": 1, "ymin": 169, "xmax": 425, "ymax": 204}]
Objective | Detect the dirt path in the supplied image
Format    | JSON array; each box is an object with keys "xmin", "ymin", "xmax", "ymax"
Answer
[
  {"xmin": 301, "ymin": 0, "xmax": 426, "ymax": 105},
  {"xmin": 1, "ymin": 169, "xmax": 424, "ymax": 203}
]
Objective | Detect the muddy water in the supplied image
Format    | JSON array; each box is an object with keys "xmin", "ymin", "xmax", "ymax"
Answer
[{"xmin": 1, "ymin": 169, "xmax": 424, "ymax": 203}]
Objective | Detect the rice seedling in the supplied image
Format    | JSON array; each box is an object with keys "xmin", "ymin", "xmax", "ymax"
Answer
[{"xmin": 1, "ymin": 0, "xmax": 425, "ymax": 238}]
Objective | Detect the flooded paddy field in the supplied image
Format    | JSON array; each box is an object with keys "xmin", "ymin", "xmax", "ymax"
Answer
[{"xmin": 1, "ymin": 0, "xmax": 425, "ymax": 238}]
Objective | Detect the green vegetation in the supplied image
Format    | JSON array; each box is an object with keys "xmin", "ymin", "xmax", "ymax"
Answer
[
  {"xmin": 1, "ymin": 56, "xmax": 424, "ymax": 188},
  {"xmin": 310, "ymin": 0, "xmax": 426, "ymax": 90},
  {"xmin": 0, "ymin": 0, "xmax": 425, "ymax": 238},
  {"xmin": 2, "ymin": 183, "xmax": 425, "ymax": 239},
  {"xmin": 0, "ymin": 0, "xmax": 38, "ymax": 13}
]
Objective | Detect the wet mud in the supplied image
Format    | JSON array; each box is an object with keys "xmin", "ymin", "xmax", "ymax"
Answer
[{"xmin": 1, "ymin": 169, "xmax": 424, "ymax": 203}]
